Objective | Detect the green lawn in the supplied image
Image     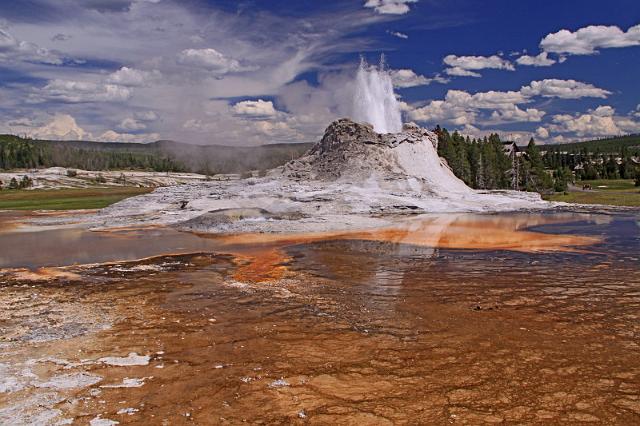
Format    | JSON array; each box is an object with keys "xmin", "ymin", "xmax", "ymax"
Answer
[
  {"xmin": 575, "ymin": 179, "xmax": 637, "ymax": 191},
  {"xmin": 544, "ymin": 179, "xmax": 640, "ymax": 207},
  {"xmin": 0, "ymin": 187, "xmax": 153, "ymax": 210}
]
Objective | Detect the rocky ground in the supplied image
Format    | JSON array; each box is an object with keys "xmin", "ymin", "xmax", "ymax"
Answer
[{"xmin": 0, "ymin": 217, "xmax": 638, "ymax": 424}]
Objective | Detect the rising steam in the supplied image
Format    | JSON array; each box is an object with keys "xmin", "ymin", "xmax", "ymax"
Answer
[{"xmin": 352, "ymin": 55, "xmax": 403, "ymax": 134}]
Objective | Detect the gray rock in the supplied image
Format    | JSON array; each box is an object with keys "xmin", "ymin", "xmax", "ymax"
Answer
[{"xmin": 280, "ymin": 118, "xmax": 439, "ymax": 182}]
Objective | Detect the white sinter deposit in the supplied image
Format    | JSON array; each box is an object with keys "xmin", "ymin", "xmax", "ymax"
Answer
[
  {"xmin": 0, "ymin": 168, "xmax": 209, "ymax": 190},
  {"xmin": 41, "ymin": 61, "xmax": 549, "ymax": 234},
  {"xmin": 69, "ymin": 118, "xmax": 548, "ymax": 234}
]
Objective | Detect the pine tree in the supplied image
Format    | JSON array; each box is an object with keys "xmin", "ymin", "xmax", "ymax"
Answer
[
  {"xmin": 553, "ymin": 167, "xmax": 572, "ymax": 192},
  {"xmin": 525, "ymin": 138, "xmax": 552, "ymax": 192}
]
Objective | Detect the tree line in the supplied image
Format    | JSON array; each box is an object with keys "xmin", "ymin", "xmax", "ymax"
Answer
[
  {"xmin": 3, "ymin": 131, "xmax": 639, "ymax": 192},
  {"xmin": 543, "ymin": 146, "xmax": 639, "ymax": 182},
  {"xmin": 437, "ymin": 127, "xmax": 640, "ymax": 193},
  {"xmin": 0, "ymin": 135, "xmax": 185, "ymax": 172},
  {"xmin": 435, "ymin": 127, "xmax": 559, "ymax": 193},
  {"xmin": 541, "ymin": 134, "xmax": 640, "ymax": 155}
]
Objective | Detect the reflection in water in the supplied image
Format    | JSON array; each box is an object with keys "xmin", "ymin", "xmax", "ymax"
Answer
[
  {"xmin": 284, "ymin": 212, "xmax": 639, "ymax": 345},
  {"xmin": 0, "ymin": 227, "xmax": 222, "ymax": 269},
  {"xmin": 215, "ymin": 212, "xmax": 603, "ymax": 282},
  {"xmin": 0, "ymin": 212, "xmax": 604, "ymax": 280}
]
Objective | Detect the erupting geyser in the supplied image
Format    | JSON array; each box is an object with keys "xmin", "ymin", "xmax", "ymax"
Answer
[
  {"xmin": 353, "ymin": 56, "xmax": 403, "ymax": 134},
  {"xmin": 72, "ymin": 55, "xmax": 549, "ymax": 237}
]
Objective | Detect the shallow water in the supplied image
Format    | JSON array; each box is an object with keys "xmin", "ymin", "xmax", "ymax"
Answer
[
  {"xmin": 1, "ymin": 210, "xmax": 640, "ymax": 424},
  {"xmin": 0, "ymin": 226, "xmax": 223, "ymax": 269},
  {"xmin": 0, "ymin": 211, "xmax": 602, "ymax": 270}
]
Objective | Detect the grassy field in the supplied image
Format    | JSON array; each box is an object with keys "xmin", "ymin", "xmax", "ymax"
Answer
[
  {"xmin": 544, "ymin": 179, "xmax": 640, "ymax": 207},
  {"xmin": 0, "ymin": 187, "xmax": 153, "ymax": 210}
]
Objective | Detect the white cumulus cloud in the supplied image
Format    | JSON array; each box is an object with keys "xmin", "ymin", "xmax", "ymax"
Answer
[
  {"xmin": 251, "ymin": 120, "xmax": 298, "ymax": 138},
  {"xmin": 548, "ymin": 105, "xmax": 640, "ymax": 138},
  {"xmin": 520, "ymin": 79, "xmax": 611, "ymax": 99},
  {"xmin": 387, "ymin": 30, "xmax": 409, "ymax": 39},
  {"xmin": 443, "ymin": 54, "xmax": 514, "ymax": 78},
  {"xmin": 177, "ymin": 48, "xmax": 256, "ymax": 75},
  {"xmin": 408, "ymin": 100, "xmax": 476, "ymax": 126},
  {"xmin": 107, "ymin": 67, "xmax": 161, "ymax": 87},
  {"xmin": 407, "ymin": 89, "xmax": 531, "ymax": 127},
  {"xmin": 591, "ymin": 105, "xmax": 615, "ymax": 117},
  {"xmin": 389, "ymin": 69, "xmax": 447, "ymax": 88},
  {"xmin": 118, "ymin": 117, "xmax": 147, "ymax": 131},
  {"xmin": 2, "ymin": 113, "xmax": 164, "ymax": 143},
  {"xmin": 535, "ymin": 127, "xmax": 550, "ymax": 139},
  {"xmin": 446, "ymin": 89, "xmax": 528, "ymax": 109},
  {"xmin": 615, "ymin": 117, "xmax": 640, "ymax": 134},
  {"xmin": 444, "ymin": 67, "xmax": 481, "ymax": 78},
  {"xmin": 98, "ymin": 130, "xmax": 160, "ymax": 143},
  {"xmin": 364, "ymin": 0, "xmax": 418, "ymax": 15},
  {"xmin": 30, "ymin": 80, "xmax": 132, "ymax": 103},
  {"xmin": 25, "ymin": 114, "xmax": 90, "ymax": 140},
  {"xmin": 404, "ymin": 76, "xmax": 616, "ymax": 135},
  {"xmin": 0, "ymin": 27, "xmax": 65, "ymax": 65},
  {"xmin": 134, "ymin": 110, "xmax": 159, "ymax": 122},
  {"xmin": 551, "ymin": 112, "xmax": 620, "ymax": 137},
  {"xmin": 516, "ymin": 52, "xmax": 556, "ymax": 67},
  {"xmin": 540, "ymin": 23, "xmax": 640, "ymax": 55},
  {"xmin": 490, "ymin": 106, "xmax": 545, "ymax": 123},
  {"xmin": 232, "ymin": 99, "xmax": 279, "ymax": 117}
]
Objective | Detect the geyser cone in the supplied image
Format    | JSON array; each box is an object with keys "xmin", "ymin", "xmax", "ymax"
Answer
[{"xmin": 283, "ymin": 118, "xmax": 472, "ymax": 196}]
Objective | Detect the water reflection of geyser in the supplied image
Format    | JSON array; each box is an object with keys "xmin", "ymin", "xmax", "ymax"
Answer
[
  {"xmin": 367, "ymin": 216, "xmax": 450, "ymax": 297},
  {"xmin": 352, "ymin": 56, "xmax": 403, "ymax": 134}
]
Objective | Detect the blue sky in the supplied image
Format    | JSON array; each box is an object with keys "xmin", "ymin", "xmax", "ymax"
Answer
[{"xmin": 0, "ymin": 0, "xmax": 638, "ymax": 144}]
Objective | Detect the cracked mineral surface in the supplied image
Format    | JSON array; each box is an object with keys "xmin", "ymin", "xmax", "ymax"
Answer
[{"xmin": 1, "ymin": 212, "xmax": 639, "ymax": 424}]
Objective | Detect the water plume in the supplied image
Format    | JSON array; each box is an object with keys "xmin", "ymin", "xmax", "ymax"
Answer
[{"xmin": 353, "ymin": 55, "xmax": 403, "ymax": 134}]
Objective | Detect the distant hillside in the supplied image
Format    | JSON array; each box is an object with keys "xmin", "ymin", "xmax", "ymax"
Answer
[
  {"xmin": 0, "ymin": 135, "xmax": 313, "ymax": 174},
  {"xmin": 152, "ymin": 140, "xmax": 313, "ymax": 174},
  {"xmin": 540, "ymin": 134, "xmax": 640, "ymax": 154}
]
